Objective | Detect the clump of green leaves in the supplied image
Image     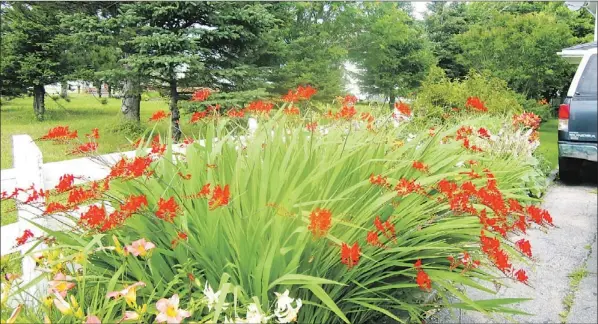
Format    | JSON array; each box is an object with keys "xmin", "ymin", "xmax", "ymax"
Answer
[{"xmin": 413, "ymin": 67, "xmax": 524, "ymax": 121}]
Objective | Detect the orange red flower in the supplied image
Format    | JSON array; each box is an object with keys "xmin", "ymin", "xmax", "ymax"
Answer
[
  {"xmin": 465, "ymin": 97, "xmax": 488, "ymax": 112},
  {"xmin": 246, "ymin": 100, "xmax": 274, "ymax": 114},
  {"xmin": 341, "ymin": 242, "xmax": 360, "ymax": 269},
  {"xmin": 16, "ymin": 229, "xmax": 34, "ymax": 246},
  {"xmin": 308, "ymin": 208, "xmax": 332, "ymax": 238},
  {"xmin": 149, "ymin": 110, "xmax": 170, "ymax": 122},
  {"xmin": 39, "ymin": 126, "xmax": 78, "ymax": 142},
  {"xmin": 412, "ymin": 161, "xmax": 429, "ymax": 173},
  {"xmin": 394, "ymin": 101, "xmax": 412, "ymax": 117},
  {"xmin": 156, "ymin": 197, "xmax": 180, "ymax": 223},
  {"xmin": 191, "ymin": 89, "xmax": 211, "ymax": 102},
  {"xmin": 515, "ymin": 238, "xmax": 532, "ymax": 258},
  {"xmin": 306, "ymin": 122, "xmax": 318, "ymax": 132},
  {"xmin": 209, "ymin": 185, "xmax": 230, "ymax": 210}
]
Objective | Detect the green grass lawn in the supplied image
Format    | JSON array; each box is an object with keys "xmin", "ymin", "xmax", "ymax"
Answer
[
  {"xmin": 537, "ymin": 118, "xmax": 558, "ymax": 170},
  {"xmin": 0, "ymin": 93, "xmax": 207, "ymax": 170}
]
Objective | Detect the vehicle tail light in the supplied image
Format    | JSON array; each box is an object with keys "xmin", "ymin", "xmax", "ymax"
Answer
[{"xmin": 558, "ymin": 103, "xmax": 570, "ymax": 131}]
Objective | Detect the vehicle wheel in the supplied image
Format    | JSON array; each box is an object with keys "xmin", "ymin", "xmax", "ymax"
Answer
[{"xmin": 558, "ymin": 157, "xmax": 580, "ymax": 183}]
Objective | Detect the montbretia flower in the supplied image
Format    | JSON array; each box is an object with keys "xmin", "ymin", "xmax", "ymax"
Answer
[
  {"xmin": 190, "ymin": 111, "xmax": 208, "ymax": 123},
  {"xmin": 394, "ymin": 101, "xmax": 412, "ymax": 117},
  {"xmin": 15, "ymin": 229, "xmax": 34, "ymax": 246},
  {"xmin": 340, "ymin": 242, "xmax": 360, "ymax": 269},
  {"xmin": 296, "ymin": 85, "xmax": 317, "ymax": 100},
  {"xmin": 306, "ymin": 122, "xmax": 318, "ymax": 132},
  {"xmin": 191, "ymin": 89, "xmax": 211, "ymax": 102},
  {"xmin": 416, "ymin": 269, "xmax": 432, "ymax": 291},
  {"xmin": 366, "ymin": 231, "xmax": 382, "ymax": 247},
  {"xmin": 246, "ymin": 100, "xmax": 274, "ymax": 114},
  {"xmin": 342, "ymin": 94, "xmax": 358, "ymax": 106},
  {"xmin": 156, "ymin": 197, "xmax": 180, "ymax": 222},
  {"xmin": 149, "ymin": 110, "xmax": 170, "ymax": 122},
  {"xmin": 125, "ymin": 239, "xmax": 156, "ymax": 257},
  {"xmin": 209, "ymin": 185, "xmax": 230, "ymax": 210},
  {"xmin": 514, "ymin": 269, "xmax": 529, "ymax": 284},
  {"xmin": 477, "ymin": 127, "xmax": 491, "ymax": 139},
  {"xmin": 515, "ymin": 238, "xmax": 532, "ymax": 258},
  {"xmin": 227, "ymin": 108, "xmax": 245, "ymax": 118},
  {"xmin": 370, "ymin": 174, "xmax": 390, "ymax": 188},
  {"xmin": 283, "ymin": 106, "xmax": 300, "ymax": 116},
  {"xmin": 412, "ymin": 160, "xmax": 429, "ymax": 173},
  {"xmin": 86, "ymin": 128, "xmax": 100, "ymax": 140},
  {"xmin": 465, "ymin": 96, "xmax": 488, "ymax": 112},
  {"xmin": 120, "ymin": 194, "xmax": 148, "ymax": 216},
  {"xmin": 48, "ymin": 272, "xmax": 75, "ymax": 297},
  {"xmin": 39, "ymin": 126, "xmax": 78, "ymax": 142},
  {"xmin": 155, "ymin": 294, "xmax": 191, "ymax": 324},
  {"xmin": 79, "ymin": 204, "xmax": 107, "ymax": 229},
  {"xmin": 55, "ymin": 174, "xmax": 75, "ymax": 192},
  {"xmin": 308, "ymin": 208, "xmax": 332, "ymax": 238},
  {"xmin": 338, "ymin": 105, "xmax": 356, "ymax": 119}
]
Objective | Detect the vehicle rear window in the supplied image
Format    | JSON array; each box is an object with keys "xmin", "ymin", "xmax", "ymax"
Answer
[{"xmin": 575, "ymin": 54, "xmax": 597, "ymax": 96}]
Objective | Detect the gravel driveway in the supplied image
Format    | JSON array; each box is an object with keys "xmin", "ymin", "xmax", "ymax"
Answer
[{"xmin": 430, "ymin": 179, "xmax": 598, "ymax": 323}]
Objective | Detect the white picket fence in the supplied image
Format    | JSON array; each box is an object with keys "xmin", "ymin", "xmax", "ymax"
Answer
[{"xmin": 0, "ymin": 118, "xmax": 261, "ymax": 306}]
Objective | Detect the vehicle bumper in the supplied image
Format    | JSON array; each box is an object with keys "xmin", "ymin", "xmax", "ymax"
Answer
[{"xmin": 558, "ymin": 141, "xmax": 598, "ymax": 162}]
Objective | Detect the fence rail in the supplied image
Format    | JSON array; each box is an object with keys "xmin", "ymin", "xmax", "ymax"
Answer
[{"xmin": 0, "ymin": 118, "xmax": 261, "ymax": 305}]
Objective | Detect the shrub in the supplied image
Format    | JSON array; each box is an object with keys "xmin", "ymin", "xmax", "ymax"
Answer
[
  {"xmin": 4, "ymin": 90, "xmax": 552, "ymax": 324},
  {"xmin": 413, "ymin": 67, "xmax": 523, "ymax": 122},
  {"xmin": 100, "ymin": 98, "xmax": 108, "ymax": 105},
  {"xmin": 107, "ymin": 119, "xmax": 146, "ymax": 138},
  {"xmin": 519, "ymin": 98, "xmax": 554, "ymax": 122}
]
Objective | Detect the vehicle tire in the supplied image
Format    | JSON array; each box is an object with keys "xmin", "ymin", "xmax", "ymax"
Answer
[{"xmin": 558, "ymin": 157, "xmax": 580, "ymax": 184}]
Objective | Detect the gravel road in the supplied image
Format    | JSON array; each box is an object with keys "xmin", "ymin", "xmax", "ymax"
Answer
[{"xmin": 430, "ymin": 179, "xmax": 598, "ymax": 323}]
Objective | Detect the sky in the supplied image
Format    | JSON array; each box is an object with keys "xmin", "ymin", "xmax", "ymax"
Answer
[{"xmin": 412, "ymin": 1, "xmax": 430, "ymax": 20}]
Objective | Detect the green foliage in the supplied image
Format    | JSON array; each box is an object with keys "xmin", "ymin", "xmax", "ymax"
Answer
[
  {"xmin": 100, "ymin": 98, "xmax": 108, "ymax": 105},
  {"xmin": 413, "ymin": 67, "xmax": 523, "ymax": 121},
  {"xmin": 350, "ymin": 3, "xmax": 435, "ymax": 105},
  {"xmin": 424, "ymin": 2, "xmax": 469, "ymax": 80},
  {"xmin": 0, "ymin": 3, "xmax": 71, "ymax": 97},
  {"xmin": 455, "ymin": 11, "xmax": 576, "ymax": 99},
  {"xmin": 519, "ymin": 99, "xmax": 554, "ymax": 122},
  {"xmin": 181, "ymin": 89, "xmax": 270, "ymax": 113},
  {"xmin": 12, "ymin": 103, "xmax": 550, "ymax": 323},
  {"xmin": 268, "ymin": 3, "xmax": 357, "ymax": 99}
]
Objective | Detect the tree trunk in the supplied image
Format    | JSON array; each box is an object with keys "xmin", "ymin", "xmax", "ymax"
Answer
[
  {"xmin": 169, "ymin": 79, "xmax": 182, "ymax": 142},
  {"xmin": 96, "ymin": 81, "xmax": 102, "ymax": 98},
  {"xmin": 388, "ymin": 94, "xmax": 396, "ymax": 112},
  {"xmin": 107, "ymin": 84, "xmax": 112, "ymax": 98},
  {"xmin": 60, "ymin": 81, "xmax": 68, "ymax": 98},
  {"xmin": 33, "ymin": 85, "xmax": 45, "ymax": 121},
  {"xmin": 77, "ymin": 85, "xmax": 81, "ymax": 94},
  {"xmin": 121, "ymin": 78, "xmax": 141, "ymax": 123}
]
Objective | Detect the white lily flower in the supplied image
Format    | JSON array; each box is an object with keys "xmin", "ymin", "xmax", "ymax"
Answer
[
  {"xmin": 274, "ymin": 290, "xmax": 302, "ymax": 323},
  {"xmin": 203, "ymin": 282, "xmax": 228, "ymax": 311},
  {"xmin": 245, "ymin": 303, "xmax": 271, "ymax": 323}
]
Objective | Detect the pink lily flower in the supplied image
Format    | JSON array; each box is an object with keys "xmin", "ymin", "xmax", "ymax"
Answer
[
  {"xmin": 48, "ymin": 272, "xmax": 75, "ymax": 297},
  {"xmin": 125, "ymin": 238, "xmax": 156, "ymax": 257},
  {"xmin": 85, "ymin": 315, "xmax": 101, "ymax": 324},
  {"xmin": 106, "ymin": 282, "xmax": 146, "ymax": 306},
  {"xmin": 155, "ymin": 294, "xmax": 191, "ymax": 323}
]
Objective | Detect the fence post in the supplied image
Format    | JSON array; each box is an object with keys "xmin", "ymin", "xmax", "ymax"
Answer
[{"xmin": 12, "ymin": 135, "xmax": 47, "ymax": 306}]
